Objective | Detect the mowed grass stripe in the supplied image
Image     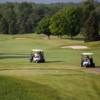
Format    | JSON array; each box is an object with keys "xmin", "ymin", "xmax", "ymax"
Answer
[{"xmin": 0, "ymin": 34, "xmax": 100, "ymax": 100}]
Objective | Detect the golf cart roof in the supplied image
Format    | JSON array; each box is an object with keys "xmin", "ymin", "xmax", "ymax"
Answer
[
  {"xmin": 81, "ymin": 52, "xmax": 94, "ymax": 56},
  {"xmin": 32, "ymin": 49, "xmax": 43, "ymax": 52}
]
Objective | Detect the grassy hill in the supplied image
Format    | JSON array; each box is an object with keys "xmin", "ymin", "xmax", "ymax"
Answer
[{"xmin": 0, "ymin": 34, "xmax": 100, "ymax": 100}]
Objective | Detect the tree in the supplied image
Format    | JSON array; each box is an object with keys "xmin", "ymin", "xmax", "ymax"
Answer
[
  {"xmin": 36, "ymin": 16, "xmax": 51, "ymax": 39},
  {"xmin": 49, "ymin": 10, "xmax": 66, "ymax": 38},
  {"xmin": 28, "ymin": 5, "xmax": 47, "ymax": 32},
  {"xmin": 95, "ymin": 5, "xmax": 100, "ymax": 33},
  {"xmin": 0, "ymin": 2, "xmax": 68, "ymax": 34},
  {"xmin": 81, "ymin": 0, "xmax": 99, "ymax": 41},
  {"xmin": 8, "ymin": 5, "xmax": 17, "ymax": 34},
  {"xmin": 17, "ymin": 2, "xmax": 33, "ymax": 33},
  {"xmin": 64, "ymin": 7, "xmax": 81, "ymax": 39},
  {"xmin": 0, "ymin": 15, "xmax": 9, "ymax": 34},
  {"xmin": 81, "ymin": 0, "xmax": 95, "ymax": 21},
  {"xmin": 49, "ymin": 7, "xmax": 81, "ymax": 39},
  {"xmin": 83, "ymin": 11, "xmax": 99, "ymax": 41},
  {"xmin": 2, "ymin": 3, "xmax": 17, "ymax": 34}
]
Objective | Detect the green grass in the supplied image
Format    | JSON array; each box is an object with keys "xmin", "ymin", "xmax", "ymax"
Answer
[
  {"xmin": 0, "ymin": 73, "xmax": 100, "ymax": 100},
  {"xmin": 0, "ymin": 34, "xmax": 100, "ymax": 100},
  {"xmin": 0, "ymin": 75, "xmax": 60, "ymax": 100}
]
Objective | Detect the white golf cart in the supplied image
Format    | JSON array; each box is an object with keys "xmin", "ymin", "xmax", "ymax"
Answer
[
  {"xmin": 81, "ymin": 52, "xmax": 95, "ymax": 67},
  {"xmin": 30, "ymin": 49, "xmax": 45, "ymax": 63}
]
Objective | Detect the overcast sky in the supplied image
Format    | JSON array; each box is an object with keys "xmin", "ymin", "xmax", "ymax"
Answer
[
  {"xmin": 0, "ymin": 0, "xmax": 85, "ymax": 3},
  {"xmin": 0, "ymin": 0, "xmax": 99, "ymax": 3}
]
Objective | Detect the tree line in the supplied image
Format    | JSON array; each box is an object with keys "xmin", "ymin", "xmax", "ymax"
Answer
[
  {"xmin": 0, "ymin": 2, "xmax": 66, "ymax": 34},
  {"xmin": 0, "ymin": 0, "xmax": 100, "ymax": 41}
]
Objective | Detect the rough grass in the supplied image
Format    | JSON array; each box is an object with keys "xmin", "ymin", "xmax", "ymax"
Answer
[{"xmin": 0, "ymin": 34, "xmax": 100, "ymax": 100}]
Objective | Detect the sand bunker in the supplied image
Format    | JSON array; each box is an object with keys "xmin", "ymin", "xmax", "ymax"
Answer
[
  {"xmin": 61, "ymin": 46, "xmax": 89, "ymax": 49},
  {"xmin": 14, "ymin": 37, "xmax": 32, "ymax": 40},
  {"xmin": 15, "ymin": 38, "xmax": 28, "ymax": 40}
]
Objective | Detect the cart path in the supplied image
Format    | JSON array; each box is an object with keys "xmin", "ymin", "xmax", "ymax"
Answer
[{"xmin": 85, "ymin": 68, "xmax": 100, "ymax": 74}]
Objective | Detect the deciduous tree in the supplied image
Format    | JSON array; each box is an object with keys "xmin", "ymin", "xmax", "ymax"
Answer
[{"xmin": 36, "ymin": 16, "xmax": 51, "ymax": 39}]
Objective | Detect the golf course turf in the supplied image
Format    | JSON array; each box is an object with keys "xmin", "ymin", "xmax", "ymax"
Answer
[{"xmin": 0, "ymin": 34, "xmax": 100, "ymax": 100}]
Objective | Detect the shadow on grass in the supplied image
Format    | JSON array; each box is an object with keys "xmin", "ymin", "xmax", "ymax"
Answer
[
  {"xmin": 95, "ymin": 66, "xmax": 100, "ymax": 68},
  {"xmin": 0, "ymin": 53, "xmax": 65, "ymax": 64},
  {"xmin": 62, "ymin": 37, "xmax": 84, "ymax": 41},
  {"xmin": 0, "ymin": 53, "xmax": 29, "ymax": 59},
  {"xmin": 45, "ymin": 61, "xmax": 64, "ymax": 63},
  {"xmin": 85, "ymin": 66, "xmax": 100, "ymax": 68},
  {"xmin": 0, "ymin": 75, "xmax": 61, "ymax": 100}
]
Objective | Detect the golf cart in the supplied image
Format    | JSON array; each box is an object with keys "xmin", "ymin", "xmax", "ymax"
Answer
[
  {"xmin": 81, "ymin": 52, "xmax": 95, "ymax": 67},
  {"xmin": 30, "ymin": 49, "xmax": 45, "ymax": 63}
]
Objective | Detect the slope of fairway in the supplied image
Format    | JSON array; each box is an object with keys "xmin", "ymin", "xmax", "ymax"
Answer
[
  {"xmin": 0, "ymin": 34, "xmax": 100, "ymax": 69},
  {"xmin": 0, "ymin": 75, "xmax": 60, "ymax": 100},
  {"xmin": 0, "ymin": 73, "xmax": 100, "ymax": 100},
  {"xmin": 0, "ymin": 34, "xmax": 100, "ymax": 100}
]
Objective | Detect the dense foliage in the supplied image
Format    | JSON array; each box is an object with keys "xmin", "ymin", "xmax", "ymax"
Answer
[
  {"xmin": 0, "ymin": 2, "xmax": 65, "ymax": 34},
  {"xmin": 0, "ymin": 0, "xmax": 100, "ymax": 41},
  {"xmin": 35, "ymin": 16, "xmax": 51, "ymax": 39},
  {"xmin": 83, "ymin": 11, "xmax": 99, "ymax": 41}
]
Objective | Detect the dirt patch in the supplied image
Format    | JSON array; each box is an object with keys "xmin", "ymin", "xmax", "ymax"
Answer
[
  {"xmin": 85, "ymin": 68, "xmax": 100, "ymax": 74},
  {"xmin": 61, "ymin": 46, "xmax": 89, "ymax": 49}
]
